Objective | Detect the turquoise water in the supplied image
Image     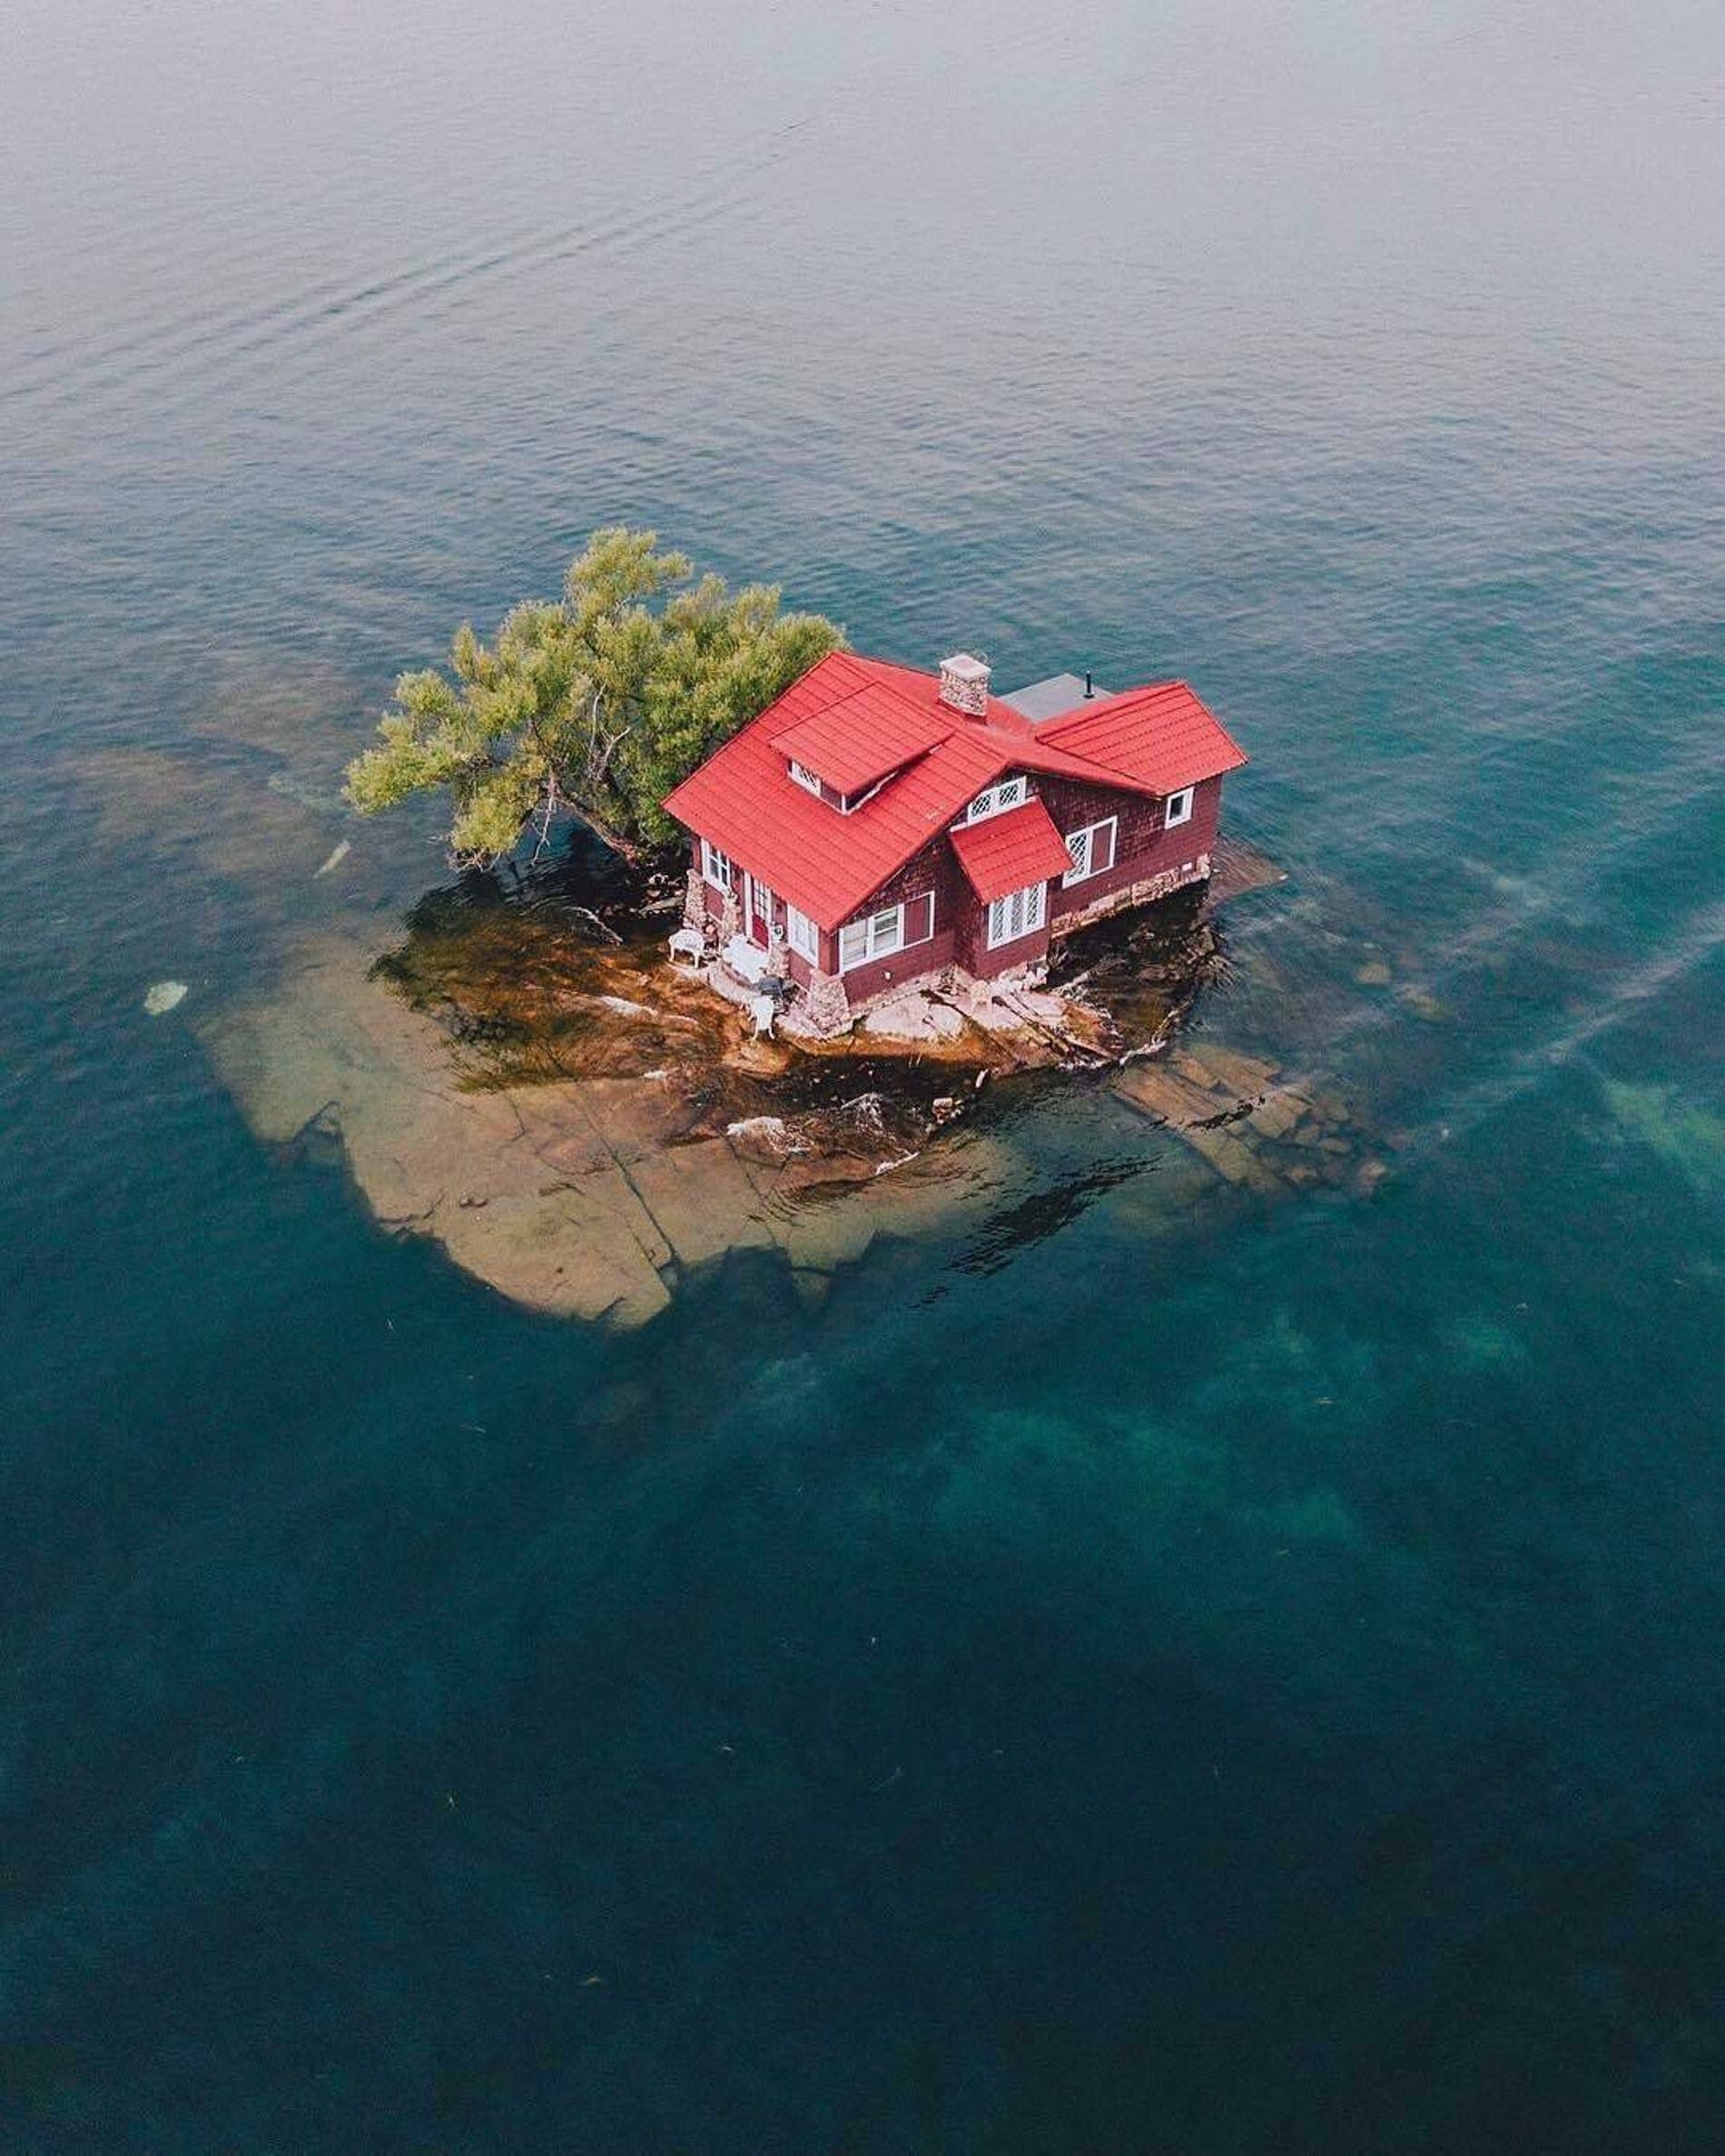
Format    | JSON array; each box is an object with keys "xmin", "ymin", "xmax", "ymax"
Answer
[{"xmin": 5, "ymin": 3, "xmax": 1724, "ymax": 2146}]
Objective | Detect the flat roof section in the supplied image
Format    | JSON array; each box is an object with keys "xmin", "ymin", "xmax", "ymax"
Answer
[{"xmin": 998, "ymin": 673, "xmax": 1111, "ymax": 724}]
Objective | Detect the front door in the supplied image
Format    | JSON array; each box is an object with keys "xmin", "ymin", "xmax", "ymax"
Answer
[{"xmin": 746, "ymin": 873, "xmax": 776, "ymax": 947}]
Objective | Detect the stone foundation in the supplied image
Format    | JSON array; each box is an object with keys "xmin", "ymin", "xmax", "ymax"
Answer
[
  {"xmin": 799, "ymin": 968, "xmax": 853, "ymax": 1038},
  {"xmin": 786, "ymin": 956, "xmax": 1052, "ymax": 1042},
  {"xmin": 1051, "ymin": 852, "xmax": 1211, "ymax": 939},
  {"xmin": 691, "ymin": 849, "xmax": 1213, "ymax": 1041}
]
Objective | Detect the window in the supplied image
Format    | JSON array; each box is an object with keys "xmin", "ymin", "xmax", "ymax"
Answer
[
  {"xmin": 1164, "ymin": 787, "xmax": 1195, "ymax": 829},
  {"xmin": 701, "ymin": 838, "xmax": 734, "ymax": 891},
  {"xmin": 836, "ymin": 892, "xmax": 935, "ymax": 970},
  {"xmin": 839, "ymin": 904, "xmax": 905, "ymax": 972},
  {"xmin": 792, "ymin": 761, "xmax": 892, "ymax": 812},
  {"xmin": 786, "ymin": 905, "xmax": 819, "ymax": 962},
  {"xmin": 987, "ymin": 879, "xmax": 1049, "ymax": 950},
  {"xmin": 1063, "ymin": 816, "xmax": 1118, "ymax": 886},
  {"xmin": 963, "ymin": 775, "xmax": 1028, "ymax": 825}
]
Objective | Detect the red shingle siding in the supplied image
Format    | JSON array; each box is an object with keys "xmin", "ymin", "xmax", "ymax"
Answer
[
  {"xmin": 1040, "ymin": 775, "xmax": 1221, "ymax": 921},
  {"xmin": 956, "ymin": 904, "xmax": 1051, "ymax": 980},
  {"xmin": 833, "ymin": 837, "xmax": 960, "ymax": 1001}
]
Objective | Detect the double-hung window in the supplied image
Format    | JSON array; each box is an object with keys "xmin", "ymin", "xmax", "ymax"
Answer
[
  {"xmin": 836, "ymin": 893, "xmax": 934, "ymax": 970},
  {"xmin": 1063, "ymin": 816, "xmax": 1118, "ymax": 886},
  {"xmin": 786, "ymin": 905, "xmax": 819, "ymax": 962},
  {"xmin": 1164, "ymin": 787, "xmax": 1195, "ymax": 830},
  {"xmin": 838, "ymin": 903, "xmax": 906, "ymax": 972},
  {"xmin": 987, "ymin": 880, "xmax": 1048, "ymax": 950},
  {"xmin": 963, "ymin": 775, "xmax": 1028, "ymax": 825},
  {"xmin": 701, "ymin": 838, "xmax": 734, "ymax": 891}
]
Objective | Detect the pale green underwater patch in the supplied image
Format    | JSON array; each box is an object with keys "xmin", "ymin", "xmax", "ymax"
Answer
[
  {"xmin": 1261, "ymin": 1487, "xmax": 1364, "ymax": 1548},
  {"xmin": 1602, "ymin": 1080, "xmax": 1725, "ymax": 1198},
  {"xmin": 1440, "ymin": 1311, "xmax": 1529, "ymax": 1372}
]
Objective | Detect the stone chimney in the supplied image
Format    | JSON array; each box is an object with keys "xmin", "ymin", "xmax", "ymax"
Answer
[{"xmin": 938, "ymin": 652, "xmax": 991, "ymax": 717}]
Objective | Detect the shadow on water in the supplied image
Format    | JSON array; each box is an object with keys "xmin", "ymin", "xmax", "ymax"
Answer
[
  {"xmin": 369, "ymin": 848, "xmax": 708, "ymax": 1088},
  {"xmin": 1049, "ymin": 880, "xmax": 1228, "ymax": 1046},
  {"xmin": 365, "ymin": 844, "xmax": 1000, "ymax": 1147},
  {"xmin": 949, "ymin": 1152, "xmax": 1155, "ymax": 1278}
]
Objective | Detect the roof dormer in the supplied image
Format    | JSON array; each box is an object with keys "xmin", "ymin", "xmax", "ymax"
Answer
[
  {"xmin": 776, "ymin": 689, "xmax": 947, "ymax": 810},
  {"xmin": 787, "ymin": 756, "xmax": 889, "ymax": 814}
]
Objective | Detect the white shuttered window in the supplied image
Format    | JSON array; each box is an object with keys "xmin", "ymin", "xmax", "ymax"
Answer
[
  {"xmin": 1063, "ymin": 817, "xmax": 1118, "ymax": 886},
  {"xmin": 986, "ymin": 880, "xmax": 1048, "ymax": 950},
  {"xmin": 963, "ymin": 776, "xmax": 1028, "ymax": 825},
  {"xmin": 838, "ymin": 904, "xmax": 904, "ymax": 971}
]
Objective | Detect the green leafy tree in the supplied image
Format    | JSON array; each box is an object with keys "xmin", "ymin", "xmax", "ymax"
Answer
[{"xmin": 345, "ymin": 527, "xmax": 845, "ymax": 861}]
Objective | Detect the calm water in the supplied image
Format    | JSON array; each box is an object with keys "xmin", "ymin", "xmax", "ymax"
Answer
[{"xmin": 5, "ymin": 3, "xmax": 1725, "ymax": 2148}]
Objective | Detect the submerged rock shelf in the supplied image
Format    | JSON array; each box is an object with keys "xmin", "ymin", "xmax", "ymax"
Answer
[
  {"xmin": 200, "ymin": 930, "xmax": 1010, "ymax": 1325},
  {"xmin": 195, "ymin": 838, "xmax": 1380, "ymax": 1325},
  {"xmin": 1113, "ymin": 1047, "xmax": 1389, "ymax": 1198}
]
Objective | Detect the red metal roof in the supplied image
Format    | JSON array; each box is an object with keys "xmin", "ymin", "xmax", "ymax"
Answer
[
  {"xmin": 1037, "ymin": 681, "xmax": 1247, "ymax": 793},
  {"xmin": 774, "ymin": 688, "xmax": 947, "ymax": 795},
  {"xmin": 948, "ymin": 799, "xmax": 1075, "ymax": 904},
  {"xmin": 661, "ymin": 653, "xmax": 1242, "ymax": 930}
]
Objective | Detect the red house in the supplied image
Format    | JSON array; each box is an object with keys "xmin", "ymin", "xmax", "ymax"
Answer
[{"xmin": 663, "ymin": 651, "xmax": 1247, "ymax": 1033}]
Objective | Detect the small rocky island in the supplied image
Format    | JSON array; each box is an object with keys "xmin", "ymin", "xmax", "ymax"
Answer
[{"xmin": 198, "ymin": 531, "xmax": 1387, "ymax": 1323}]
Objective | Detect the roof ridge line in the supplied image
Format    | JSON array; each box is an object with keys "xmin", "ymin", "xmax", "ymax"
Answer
[
  {"xmin": 1011, "ymin": 731, "xmax": 1168, "ymax": 796},
  {"xmin": 850, "ymin": 654, "xmax": 968, "ymax": 732}
]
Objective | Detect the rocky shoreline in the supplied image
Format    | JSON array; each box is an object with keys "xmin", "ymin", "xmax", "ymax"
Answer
[{"xmin": 192, "ymin": 833, "xmax": 1401, "ymax": 1325}]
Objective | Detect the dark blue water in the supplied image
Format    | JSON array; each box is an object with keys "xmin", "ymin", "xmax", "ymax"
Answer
[{"xmin": 5, "ymin": 4, "xmax": 1724, "ymax": 2147}]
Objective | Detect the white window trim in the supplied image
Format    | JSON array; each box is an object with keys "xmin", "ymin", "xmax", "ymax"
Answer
[
  {"xmin": 1164, "ymin": 787, "xmax": 1195, "ymax": 829},
  {"xmin": 838, "ymin": 902, "xmax": 907, "ymax": 972},
  {"xmin": 986, "ymin": 879, "xmax": 1049, "ymax": 950},
  {"xmin": 961, "ymin": 775, "xmax": 1029, "ymax": 826},
  {"xmin": 701, "ymin": 838, "xmax": 734, "ymax": 891},
  {"xmin": 839, "ymin": 777, "xmax": 887, "ymax": 814},
  {"xmin": 785, "ymin": 905, "xmax": 819, "ymax": 962},
  {"xmin": 1062, "ymin": 815, "xmax": 1118, "ymax": 887},
  {"xmin": 789, "ymin": 759, "xmax": 823, "ymax": 797}
]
